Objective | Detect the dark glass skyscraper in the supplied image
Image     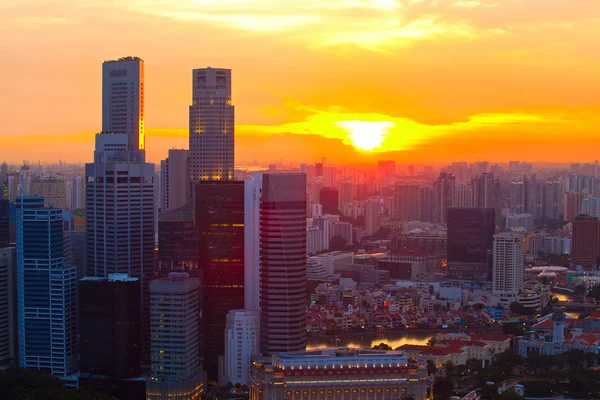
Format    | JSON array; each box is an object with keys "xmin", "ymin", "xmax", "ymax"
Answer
[
  {"xmin": 319, "ymin": 187, "xmax": 339, "ymax": 215},
  {"xmin": 195, "ymin": 181, "xmax": 244, "ymax": 379},
  {"xmin": 0, "ymin": 199, "xmax": 9, "ymax": 247},
  {"xmin": 446, "ymin": 207, "xmax": 496, "ymax": 280},
  {"xmin": 260, "ymin": 174, "xmax": 307, "ymax": 355}
]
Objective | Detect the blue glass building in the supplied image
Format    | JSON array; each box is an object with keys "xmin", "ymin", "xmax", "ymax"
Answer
[{"xmin": 16, "ymin": 196, "xmax": 77, "ymax": 378}]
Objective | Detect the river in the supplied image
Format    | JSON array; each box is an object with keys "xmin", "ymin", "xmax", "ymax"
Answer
[{"xmin": 306, "ymin": 331, "xmax": 433, "ymax": 350}]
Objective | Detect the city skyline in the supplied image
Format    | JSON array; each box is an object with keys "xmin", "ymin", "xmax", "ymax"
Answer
[{"xmin": 2, "ymin": 0, "xmax": 600, "ymax": 164}]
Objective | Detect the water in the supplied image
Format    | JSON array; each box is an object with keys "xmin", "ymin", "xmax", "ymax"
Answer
[{"xmin": 307, "ymin": 331, "xmax": 433, "ymax": 350}]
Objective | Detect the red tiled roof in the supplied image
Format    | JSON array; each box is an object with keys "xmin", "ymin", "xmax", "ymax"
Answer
[
  {"xmin": 587, "ymin": 310, "xmax": 600, "ymax": 320},
  {"xmin": 533, "ymin": 318, "xmax": 554, "ymax": 330}
]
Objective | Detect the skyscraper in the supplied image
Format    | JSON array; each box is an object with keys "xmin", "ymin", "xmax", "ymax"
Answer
[
  {"xmin": 0, "ymin": 247, "xmax": 17, "ymax": 371},
  {"xmin": 222, "ymin": 310, "xmax": 260, "ymax": 386},
  {"xmin": 0, "ymin": 199, "xmax": 9, "ymax": 247},
  {"xmin": 16, "ymin": 196, "xmax": 77, "ymax": 378},
  {"xmin": 492, "ymin": 232, "xmax": 525, "ymax": 301},
  {"xmin": 148, "ymin": 272, "xmax": 205, "ymax": 400},
  {"xmin": 157, "ymin": 202, "xmax": 199, "ymax": 275},
  {"xmin": 364, "ymin": 199, "xmax": 379, "ymax": 236},
  {"xmin": 571, "ymin": 215, "xmax": 600, "ymax": 266},
  {"xmin": 446, "ymin": 208, "xmax": 495, "ymax": 280},
  {"xmin": 434, "ymin": 173, "xmax": 455, "ymax": 223},
  {"xmin": 259, "ymin": 174, "xmax": 307, "ymax": 355},
  {"xmin": 102, "ymin": 57, "xmax": 145, "ymax": 151},
  {"xmin": 564, "ymin": 191, "xmax": 584, "ymax": 222},
  {"xmin": 189, "ymin": 68, "xmax": 234, "ymax": 183},
  {"xmin": 195, "ymin": 181, "xmax": 245, "ymax": 379},
  {"xmin": 509, "ymin": 182, "xmax": 525, "ymax": 214},
  {"xmin": 161, "ymin": 149, "xmax": 190, "ymax": 211},
  {"xmin": 319, "ymin": 187, "xmax": 339, "ymax": 215},
  {"xmin": 393, "ymin": 184, "xmax": 419, "ymax": 221},
  {"xmin": 524, "ymin": 179, "xmax": 544, "ymax": 219}
]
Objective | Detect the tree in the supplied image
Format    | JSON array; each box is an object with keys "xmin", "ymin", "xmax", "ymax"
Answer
[
  {"xmin": 427, "ymin": 359, "xmax": 438, "ymax": 376},
  {"xmin": 372, "ymin": 343, "xmax": 392, "ymax": 350},
  {"xmin": 427, "ymin": 337, "xmax": 438, "ymax": 347},
  {"xmin": 330, "ymin": 235, "xmax": 348, "ymax": 251},
  {"xmin": 509, "ymin": 301, "xmax": 535, "ymax": 315},
  {"xmin": 433, "ymin": 376, "xmax": 453, "ymax": 400}
]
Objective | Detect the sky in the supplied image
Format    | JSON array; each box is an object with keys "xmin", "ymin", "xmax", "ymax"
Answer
[{"xmin": 1, "ymin": 0, "xmax": 600, "ymax": 165}]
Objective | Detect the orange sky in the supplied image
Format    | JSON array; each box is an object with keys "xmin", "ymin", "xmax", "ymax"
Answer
[{"xmin": 1, "ymin": 0, "xmax": 600, "ymax": 165}]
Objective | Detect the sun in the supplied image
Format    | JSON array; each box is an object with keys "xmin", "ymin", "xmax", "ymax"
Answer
[{"xmin": 335, "ymin": 120, "xmax": 395, "ymax": 151}]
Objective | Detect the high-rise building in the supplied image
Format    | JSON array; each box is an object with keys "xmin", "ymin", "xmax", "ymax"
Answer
[
  {"xmin": 71, "ymin": 176, "xmax": 84, "ymax": 210},
  {"xmin": 196, "ymin": 181, "xmax": 245, "ymax": 378},
  {"xmin": 189, "ymin": 68, "xmax": 234, "ymax": 183},
  {"xmin": 18, "ymin": 165, "xmax": 31, "ymax": 196},
  {"xmin": 544, "ymin": 181, "xmax": 563, "ymax": 220},
  {"xmin": 161, "ymin": 149, "xmax": 190, "ymax": 211},
  {"xmin": 259, "ymin": 174, "xmax": 307, "ymax": 355},
  {"xmin": 320, "ymin": 187, "xmax": 339, "ymax": 215},
  {"xmin": 509, "ymin": 182, "xmax": 525, "ymax": 214},
  {"xmin": 446, "ymin": 208, "xmax": 495, "ymax": 280},
  {"xmin": 244, "ymin": 174, "xmax": 263, "ymax": 312},
  {"xmin": 524, "ymin": 179, "xmax": 544, "ymax": 219},
  {"xmin": 492, "ymin": 232, "xmax": 525, "ymax": 300},
  {"xmin": 364, "ymin": 199, "xmax": 379, "ymax": 236},
  {"xmin": 16, "ymin": 196, "xmax": 77, "ymax": 378},
  {"xmin": 393, "ymin": 184, "xmax": 419, "ymax": 221},
  {"xmin": 0, "ymin": 199, "xmax": 9, "ymax": 247},
  {"xmin": 571, "ymin": 215, "xmax": 600, "ymax": 266},
  {"xmin": 102, "ymin": 57, "xmax": 145, "ymax": 151},
  {"xmin": 157, "ymin": 202, "xmax": 199, "ymax": 275},
  {"xmin": 78, "ymin": 274, "xmax": 146, "ymax": 399},
  {"xmin": 31, "ymin": 178, "xmax": 67, "ymax": 210},
  {"xmin": 418, "ymin": 185, "xmax": 434, "ymax": 222},
  {"xmin": 0, "ymin": 247, "xmax": 17, "ymax": 371},
  {"xmin": 582, "ymin": 197, "xmax": 600, "ymax": 219},
  {"xmin": 222, "ymin": 310, "xmax": 260, "ymax": 386},
  {"xmin": 453, "ymin": 183, "xmax": 474, "ymax": 208},
  {"xmin": 569, "ymin": 175, "xmax": 595, "ymax": 195},
  {"xmin": 377, "ymin": 160, "xmax": 396, "ymax": 177},
  {"xmin": 148, "ymin": 272, "xmax": 205, "ymax": 400},
  {"xmin": 315, "ymin": 163, "xmax": 324, "ymax": 177},
  {"xmin": 338, "ymin": 180, "xmax": 353, "ymax": 209},
  {"xmin": 472, "ymin": 173, "xmax": 500, "ymax": 209},
  {"xmin": 564, "ymin": 191, "xmax": 585, "ymax": 222},
  {"xmin": 433, "ymin": 173, "xmax": 455, "ymax": 223}
]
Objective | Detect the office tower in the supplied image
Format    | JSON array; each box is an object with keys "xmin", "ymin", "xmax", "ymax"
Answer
[
  {"xmin": 71, "ymin": 176, "xmax": 84, "ymax": 210},
  {"xmin": 564, "ymin": 191, "xmax": 585, "ymax": 222},
  {"xmin": 86, "ymin": 132, "xmax": 155, "ymax": 363},
  {"xmin": 244, "ymin": 175, "xmax": 263, "ymax": 312},
  {"xmin": 148, "ymin": 272, "xmax": 205, "ymax": 400},
  {"xmin": 16, "ymin": 196, "xmax": 77, "ymax": 378},
  {"xmin": 524, "ymin": 179, "xmax": 544, "ymax": 218},
  {"xmin": 0, "ymin": 247, "xmax": 17, "ymax": 370},
  {"xmin": 453, "ymin": 183, "xmax": 474, "ymax": 208},
  {"xmin": 79, "ymin": 274, "xmax": 146, "ymax": 399},
  {"xmin": 0, "ymin": 200, "xmax": 8, "ymax": 247},
  {"xmin": 18, "ymin": 165, "xmax": 31, "ymax": 196},
  {"xmin": 571, "ymin": 215, "xmax": 600, "ymax": 266},
  {"xmin": 364, "ymin": 199, "xmax": 379, "ymax": 236},
  {"xmin": 544, "ymin": 181, "xmax": 562, "ymax": 220},
  {"xmin": 157, "ymin": 202, "xmax": 199, "ymax": 274},
  {"xmin": 222, "ymin": 310, "xmax": 260, "ymax": 386},
  {"xmin": 492, "ymin": 232, "xmax": 525, "ymax": 298},
  {"xmin": 196, "ymin": 181, "xmax": 245, "ymax": 379},
  {"xmin": 31, "ymin": 178, "xmax": 67, "ymax": 209},
  {"xmin": 418, "ymin": 185, "xmax": 434, "ymax": 222},
  {"xmin": 102, "ymin": 56, "xmax": 145, "ymax": 151},
  {"xmin": 377, "ymin": 160, "xmax": 396, "ymax": 177},
  {"xmin": 161, "ymin": 149, "xmax": 190, "ymax": 211},
  {"xmin": 393, "ymin": 184, "xmax": 419, "ymax": 221},
  {"xmin": 189, "ymin": 68, "xmax": 234, "ymax": 183},
  {"xmin": 260, "ymin": 174, "xmax": 307, "ymax": 355},
  {"xmin": 320, "ymin": 187, "xmax": 339, "ymax": 215},
  {"xmin": 447, "ymin": 208, "xmax": 496, "ymax": 280},
  {"xmin": 509, "ymin": 182, "xmax": 525, "ymax": 214},
  {"xmin": 433, "ymin": 173, "xmax": 455, "ymax": 223}
]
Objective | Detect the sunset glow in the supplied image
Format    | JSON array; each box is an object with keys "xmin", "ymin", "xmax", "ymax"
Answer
[{"xmin": 336, "ymin": 121, "xmax": 395, "ymax": 151}]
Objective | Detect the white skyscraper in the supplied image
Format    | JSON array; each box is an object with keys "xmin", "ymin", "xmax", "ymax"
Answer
[
  {"xmin": 492, "ymin": 232, "xmax": 525, "ymax": 298},
  {"xmin": 102, "ymin": 57, "xmax": 145, "ymax": 151},
  {"xmin": 189, "ymin": 67, "xmax": 234, "ymax": 182},
  {"xmin": 244, "ymin": 174, "xmax": 262, "ymax": 312},
  {"xmin": 222, "ymin": 310, "xmax": 260, "ymax": 386}
]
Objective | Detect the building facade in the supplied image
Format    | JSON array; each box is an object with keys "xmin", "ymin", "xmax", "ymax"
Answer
[
  {"xmin": 492, "ymin": 232, "xmax": 525, "ymax": 306},
  {"xmin": 571, "ymin": 215, "xmax": 600, "ymax": 265},
  {"xmin": 222, "ymin": 310, "xmax": 260, "ymax": 386}
]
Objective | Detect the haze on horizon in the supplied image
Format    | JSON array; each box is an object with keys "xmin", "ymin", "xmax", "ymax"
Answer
[{"xmin": 1, "ymin": 0, "xmax": 600, "ymax": 165}]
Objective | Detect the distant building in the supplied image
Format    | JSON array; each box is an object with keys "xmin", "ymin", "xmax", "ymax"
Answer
[
  {"xmin": 319, "ymin": 187, "xmax": 339, "ymax": 215},
  {"xmin": 447, "ymin": 208, "xmax": 495, "ymax": 281},
  {"xmin": 161, "ymin": 149, "xmax": 190, "ymax": 211},
  {"xmin": 148, "ymin": 273, "xmax": 205, "ymax": 400},
  {"xmin": 0, "ymin": 199, "xmax": 8, "ymax": 247},
  {"xmin": 542, "ymin": 236, "xmax": 571, "ymax": 255},
  {"xmin": 505, "ymin": 213, "xmax": 534, "ymax": 231},
  {"xmin": 0, "ymin": 247, "xmax": 17, "ymax": 371},
  {"xmin": 571, "ymin": 215, "xmax": 600, "ymax": 265},
  {"xmin": 564, "ymin": 191, "xmax": 585, "ymax": 222},
  {"xmin": 249, "ymin": 349, "xmax": 431, "ymax": 400},
  {"xmin": 524, "ymin": 179, "xmax": 544, "ymax": 219},
  {"xmin": 221, "ymin": 310, "xmax": 260, "ymax": 386},
  {"xmin": 364, "ymin": 199, "xmax": 380, "ymax": 236},
  {"xmin": 433, "ymin": 173, "xmax": 455, "ymax": 223},
  {"xmin": 377, "ymin": 160, "xmax": 396, "ymax": 177},
  {"xmin": 492, "ymin": 232, "xmax": 525, "ymax": 308},
  {"xmin": 393, "ymin": 184, "xmax": 420, "ymax": 221},
  {"xmin": 581, "ymin": 197, "xmax": 600, "ymax": 219},
  {"xmin": 31, "ymin": 178, "xmax": 66, "ymax": 210}
]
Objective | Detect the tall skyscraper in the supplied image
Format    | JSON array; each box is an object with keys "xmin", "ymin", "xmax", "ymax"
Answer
[
  {"xmin": 364, "ymin": 199, "xmax": 379, "ymax": 236},
  {"xmin": 446, "ymin": 207, "xmax": 496, "ymax": 280},
  {"xmin": 189, "ymin": 68, "xmax": 234, "ymax": 183},
  {"xmin": 195, "ymin": 181, "xmax": 245, "ymax": 379},
  {"xmin": 259, "ymin": 174, "xmax": 307, "ymax": 355},
  {"xmin": 148, "ymin": 272, "xmax": 205, "ymax": 400},
  {"xmin": 0, "ymin": 199, "xmax": 9, "ymax": 247},
  {"xmin": 434, "ymin": 173, "xmax": 455, "ymax": 223},
  {"xmin": 71, "ymin": 176, "xmax": 84, "ymax": 210},
  {"xmin": 524, "ymin": 179, "xmax": 544, "ymax": 219},
  {"xmin": 157, "ymin": 202, "xmax": 199, "ymax": 275},
  {"xmin": 0, "ymin": 247, "xmax": 17, "ymax": 371},
  {"xmin": 492, "ymin": 232, "xmax": 525, "ymax": 300},
  {"xmin": 244, "ymin": 174, "xmax": 263, "ymax": 312},
  {"xmin": 544, "ymin": 181, "xmax": 563, "ymax": 220},
  {"xmin": 161, "ymin": 149, "xmax": 190, "ymax": 211},
  {"xmin": 393, "ymin": 184, "xmax": 419, "ymax": 221},
  {"xmin": 571, "ymin": 215, "xmax": 600, "ymax": 266},
  {"xmin": 319, "ymin": 187, "xmax": 339, "ymax": 215},
  {"xmin": 222, "ymin": 310, "xmax": 260, "ymax": 386},
  {"xmin": 509, "ymin": 182, "xmax": 525, "ymax": 214},
  {"xmin": 418, "ymin": 185, "xmax": 434, "ymax": 222},
  {"xmin": 102, "ymin": 57, "xmax": 145, "ymax": 151},
  {"xmin": 16, "ymin": 196, "xmax": 77, "ymax": 378}
]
